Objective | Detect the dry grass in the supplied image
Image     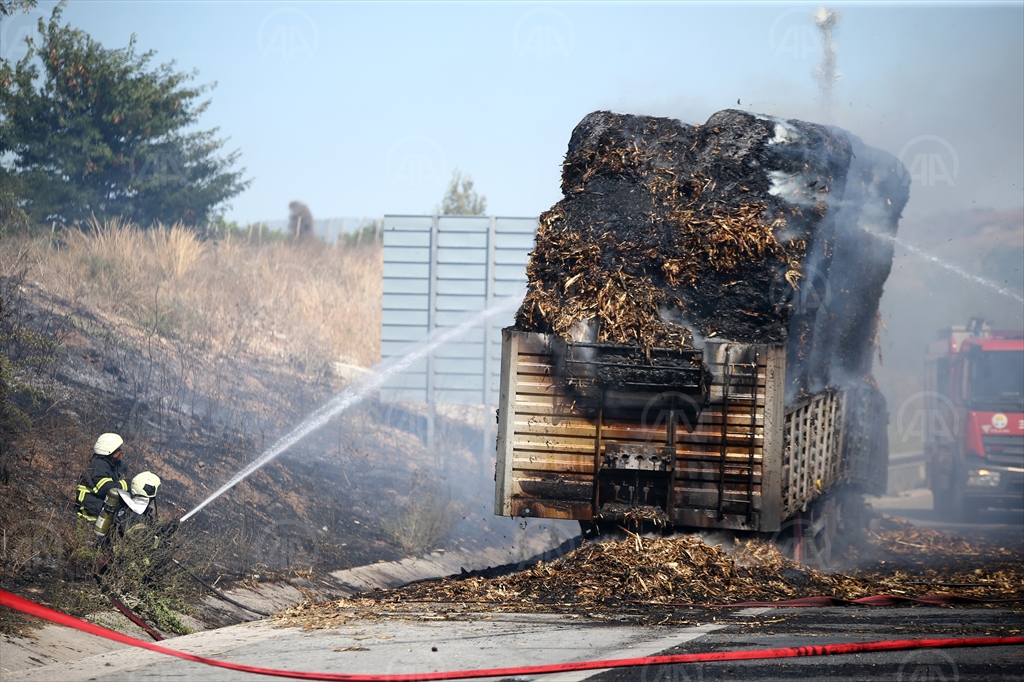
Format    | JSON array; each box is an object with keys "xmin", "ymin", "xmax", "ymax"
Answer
[
  {"xmin": 381, "ymin": 477, "xmax": 460, "ymax": 555},
  {"xmin": 6, "ymin": 218, "xmax": 382, "ymax": 375}
]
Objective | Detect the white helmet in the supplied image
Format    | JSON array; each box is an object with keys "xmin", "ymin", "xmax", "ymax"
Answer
[
  {"xmin": 94, "ymin": 433, "xmax": 123, "ymax": 456},
  {"xmin": 131, "ymin": 471, "xmax": 161, "ymax": 498}
]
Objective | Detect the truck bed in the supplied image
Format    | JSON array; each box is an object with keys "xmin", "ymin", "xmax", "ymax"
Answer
[{"xmin": 494, "ymin": 330, "xmax": 885, "ymax": 533}]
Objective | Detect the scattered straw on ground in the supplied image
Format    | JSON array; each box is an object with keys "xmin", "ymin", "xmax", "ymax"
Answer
[{"xmin": 276, "ymin": 526, "xmax": 1023, "ymax": 629}]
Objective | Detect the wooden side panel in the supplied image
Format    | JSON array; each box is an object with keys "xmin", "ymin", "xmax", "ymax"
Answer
[
  {"xmin": 496, "ymin": 331, "xmax": 788, "ymax": 531},
  {"xmin": 493, "ymin": 329, "xmax": 518, "ymax": 515},
  {"xmin": 507, "ymin": 332, "xmax": 597, "ymax": 520},
  {"xmin": 780, "ymin": 389, "xmax": 844, "ymax": 518},
  {"xmin": 668, "ymin": 341, "xmax": 771, "ymax": 531}
]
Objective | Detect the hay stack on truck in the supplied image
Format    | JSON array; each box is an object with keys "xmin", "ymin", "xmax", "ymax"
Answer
[
  {"xmin": 493, "ymin": 109, "xmax": 907, "ymax": 559},
  {"xmin": 925, "ymin": 319, "xmax": 1024, "ymax": 521}
]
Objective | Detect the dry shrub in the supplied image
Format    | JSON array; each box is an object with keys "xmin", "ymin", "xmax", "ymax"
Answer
[
  {"xmin": 5, "ymin": 218, "xmax": 382, "ymax": 373},
  {"xmin": 381, "ymin": 479, "xmax": 459, "ymax": 555}
]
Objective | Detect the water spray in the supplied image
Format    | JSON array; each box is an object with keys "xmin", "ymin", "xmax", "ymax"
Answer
[
  {"xmin": 180, "ymin": 294, "xmax": 524, "ymax": 522},
  {"xmin": 880, "ymin": 233, "xmax": 1024, "ymax": 304}
]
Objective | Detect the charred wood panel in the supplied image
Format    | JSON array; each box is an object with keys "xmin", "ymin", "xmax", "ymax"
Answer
[{"xmin": 495, "ymin": 330, "xmax": 786, "ymax": 529}]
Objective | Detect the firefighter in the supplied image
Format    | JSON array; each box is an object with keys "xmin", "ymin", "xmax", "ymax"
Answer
[
  {"xmin": 118, "ymin": 471, "xmax": 161, "ymax": 530},
  {"xmin": 75, "ymin": 433, "xmax": 129, "ymax": 522}
]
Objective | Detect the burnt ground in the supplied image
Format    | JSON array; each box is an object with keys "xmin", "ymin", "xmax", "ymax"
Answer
[{"xmin": 0, "ymin": 274, "xmax": 524, "ymax": 632}]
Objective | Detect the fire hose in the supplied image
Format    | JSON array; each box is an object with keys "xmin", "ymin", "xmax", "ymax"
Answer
[
  {"xmin": 171, "ymin": 558, "xmax": 271, "ymax": 617},
  {"xmin": 3, "ymin": 589, "xmax": 1023, "ymax": 681}
]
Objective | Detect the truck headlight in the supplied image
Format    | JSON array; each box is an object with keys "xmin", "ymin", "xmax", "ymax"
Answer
[{"xmin": 967, "ymin": 469, "xmax": 1001, "ymax": 487}]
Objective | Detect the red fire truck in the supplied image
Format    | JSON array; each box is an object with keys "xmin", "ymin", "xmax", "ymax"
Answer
[{"xmin": 924, "ymin": 319, "xmax": 1024, "ymax": 521}]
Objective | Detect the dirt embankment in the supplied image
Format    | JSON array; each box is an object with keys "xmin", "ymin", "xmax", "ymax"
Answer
[{"xmin": 0, "ymin": 228, "xmax": 512, "ymax": 636}]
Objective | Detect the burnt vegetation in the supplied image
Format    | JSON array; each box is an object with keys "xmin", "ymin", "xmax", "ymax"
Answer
[{"xmin": 516, "ymin": 109, "xmax": 908, "ymax": 400}]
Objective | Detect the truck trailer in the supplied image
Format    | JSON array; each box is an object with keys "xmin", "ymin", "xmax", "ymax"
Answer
[{"xmin": 493, "ymin": 329, "xmax": 889, "ymax": 553}]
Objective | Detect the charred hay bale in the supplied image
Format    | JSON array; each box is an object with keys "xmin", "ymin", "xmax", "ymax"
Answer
[
  {"xmin": 516, "ymin": 109, "xmax": 854, "ymax": 350},
  {"xmin": 785, "ymin": 134, "xmax": 909, "ymax": 399}
]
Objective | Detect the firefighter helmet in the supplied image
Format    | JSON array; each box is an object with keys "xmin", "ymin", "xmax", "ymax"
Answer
[
  {"xmin": 131, "ymin": 471, "xmax": 161, "ymax": 498},
  {"xmin": 94, "ymin": 433, "xmax": 123, "ymax": 456}
]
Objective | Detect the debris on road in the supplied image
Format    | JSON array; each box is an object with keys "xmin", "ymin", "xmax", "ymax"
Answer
[{"xmin": 276, "ymin": 525, "xmax": 1023, "ymax": 629}]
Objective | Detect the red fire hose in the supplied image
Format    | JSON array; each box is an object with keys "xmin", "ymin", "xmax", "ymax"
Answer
[{"xmin": 2, "ymin": 589, "xmax": 1022, "ymax": 681}]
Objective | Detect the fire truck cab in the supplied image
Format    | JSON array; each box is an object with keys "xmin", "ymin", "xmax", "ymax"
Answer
[{"xmin": 925, "ymin": 319, "xmax": 1024, "ymax": 521}]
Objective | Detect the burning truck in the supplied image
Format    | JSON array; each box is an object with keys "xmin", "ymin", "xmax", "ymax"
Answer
[{"xmin": 493, "ymin": 109, "xmax": 908, "ymax": 553}]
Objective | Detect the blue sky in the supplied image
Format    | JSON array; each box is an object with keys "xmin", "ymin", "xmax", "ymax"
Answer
[{"xmin": 2, "ymin": 1, "xmax": 1022, "ymax": 223}]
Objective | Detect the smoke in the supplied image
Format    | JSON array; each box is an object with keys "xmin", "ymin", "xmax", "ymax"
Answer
[{"xmin": 812, "ymin": 7, "xmax": 842, "ymax": 122}]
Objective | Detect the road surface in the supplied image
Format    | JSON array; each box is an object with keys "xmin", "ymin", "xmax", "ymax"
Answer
[{"xmin": 9, "ymin": 489, "xmax": 1022, "ymax": 681}]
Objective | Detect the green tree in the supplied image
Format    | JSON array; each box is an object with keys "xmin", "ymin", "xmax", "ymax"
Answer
[
  {"xmin": 439, "ymin": 169, "xmax": 487, "ymax": 215},
  {"xmin": 0, "ymin": 4, "xmax": 250, "ymax": 227},
  {"xmin": 0, "ymin": 0, "xmax": 37, "ymax": 17}
]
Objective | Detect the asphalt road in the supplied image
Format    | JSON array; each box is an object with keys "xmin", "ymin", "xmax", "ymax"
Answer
[
  {"xmin": 10, "ymin": 605, "xmax": 1022, "ymax": 682},
  {"xmin": 590, "ymin": 606, "xmax": 1024, "ymax": 682},
  {"xmin": 11, "ymin": 490, "xmax": 1023, "ymax": 681},
  {"xmin": 867, "ymin": 487, "xmax": 1024, "ymax": 548}
]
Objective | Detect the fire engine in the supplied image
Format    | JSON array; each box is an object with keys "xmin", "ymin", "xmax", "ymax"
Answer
[{"xmin": 925, "ymin": 318, "xmax": 1024, "ymax": 521}]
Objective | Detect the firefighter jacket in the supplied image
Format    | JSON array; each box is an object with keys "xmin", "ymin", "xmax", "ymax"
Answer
[{"xmin": 76, "ymin": 456, "xmax": 128, "ymax": 520}]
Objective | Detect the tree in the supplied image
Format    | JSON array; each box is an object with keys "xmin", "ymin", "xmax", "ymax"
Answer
[
  {"xmin": 439, "ymin": 169, "xmax": 486, "ymax": 215},
  {"xmin": 0, "ymin": 0, "xmax": 36, "ymax": 17},
  {"xmin": 0, "ymin": 4, "xmax": 250, "ymax": 227}
]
